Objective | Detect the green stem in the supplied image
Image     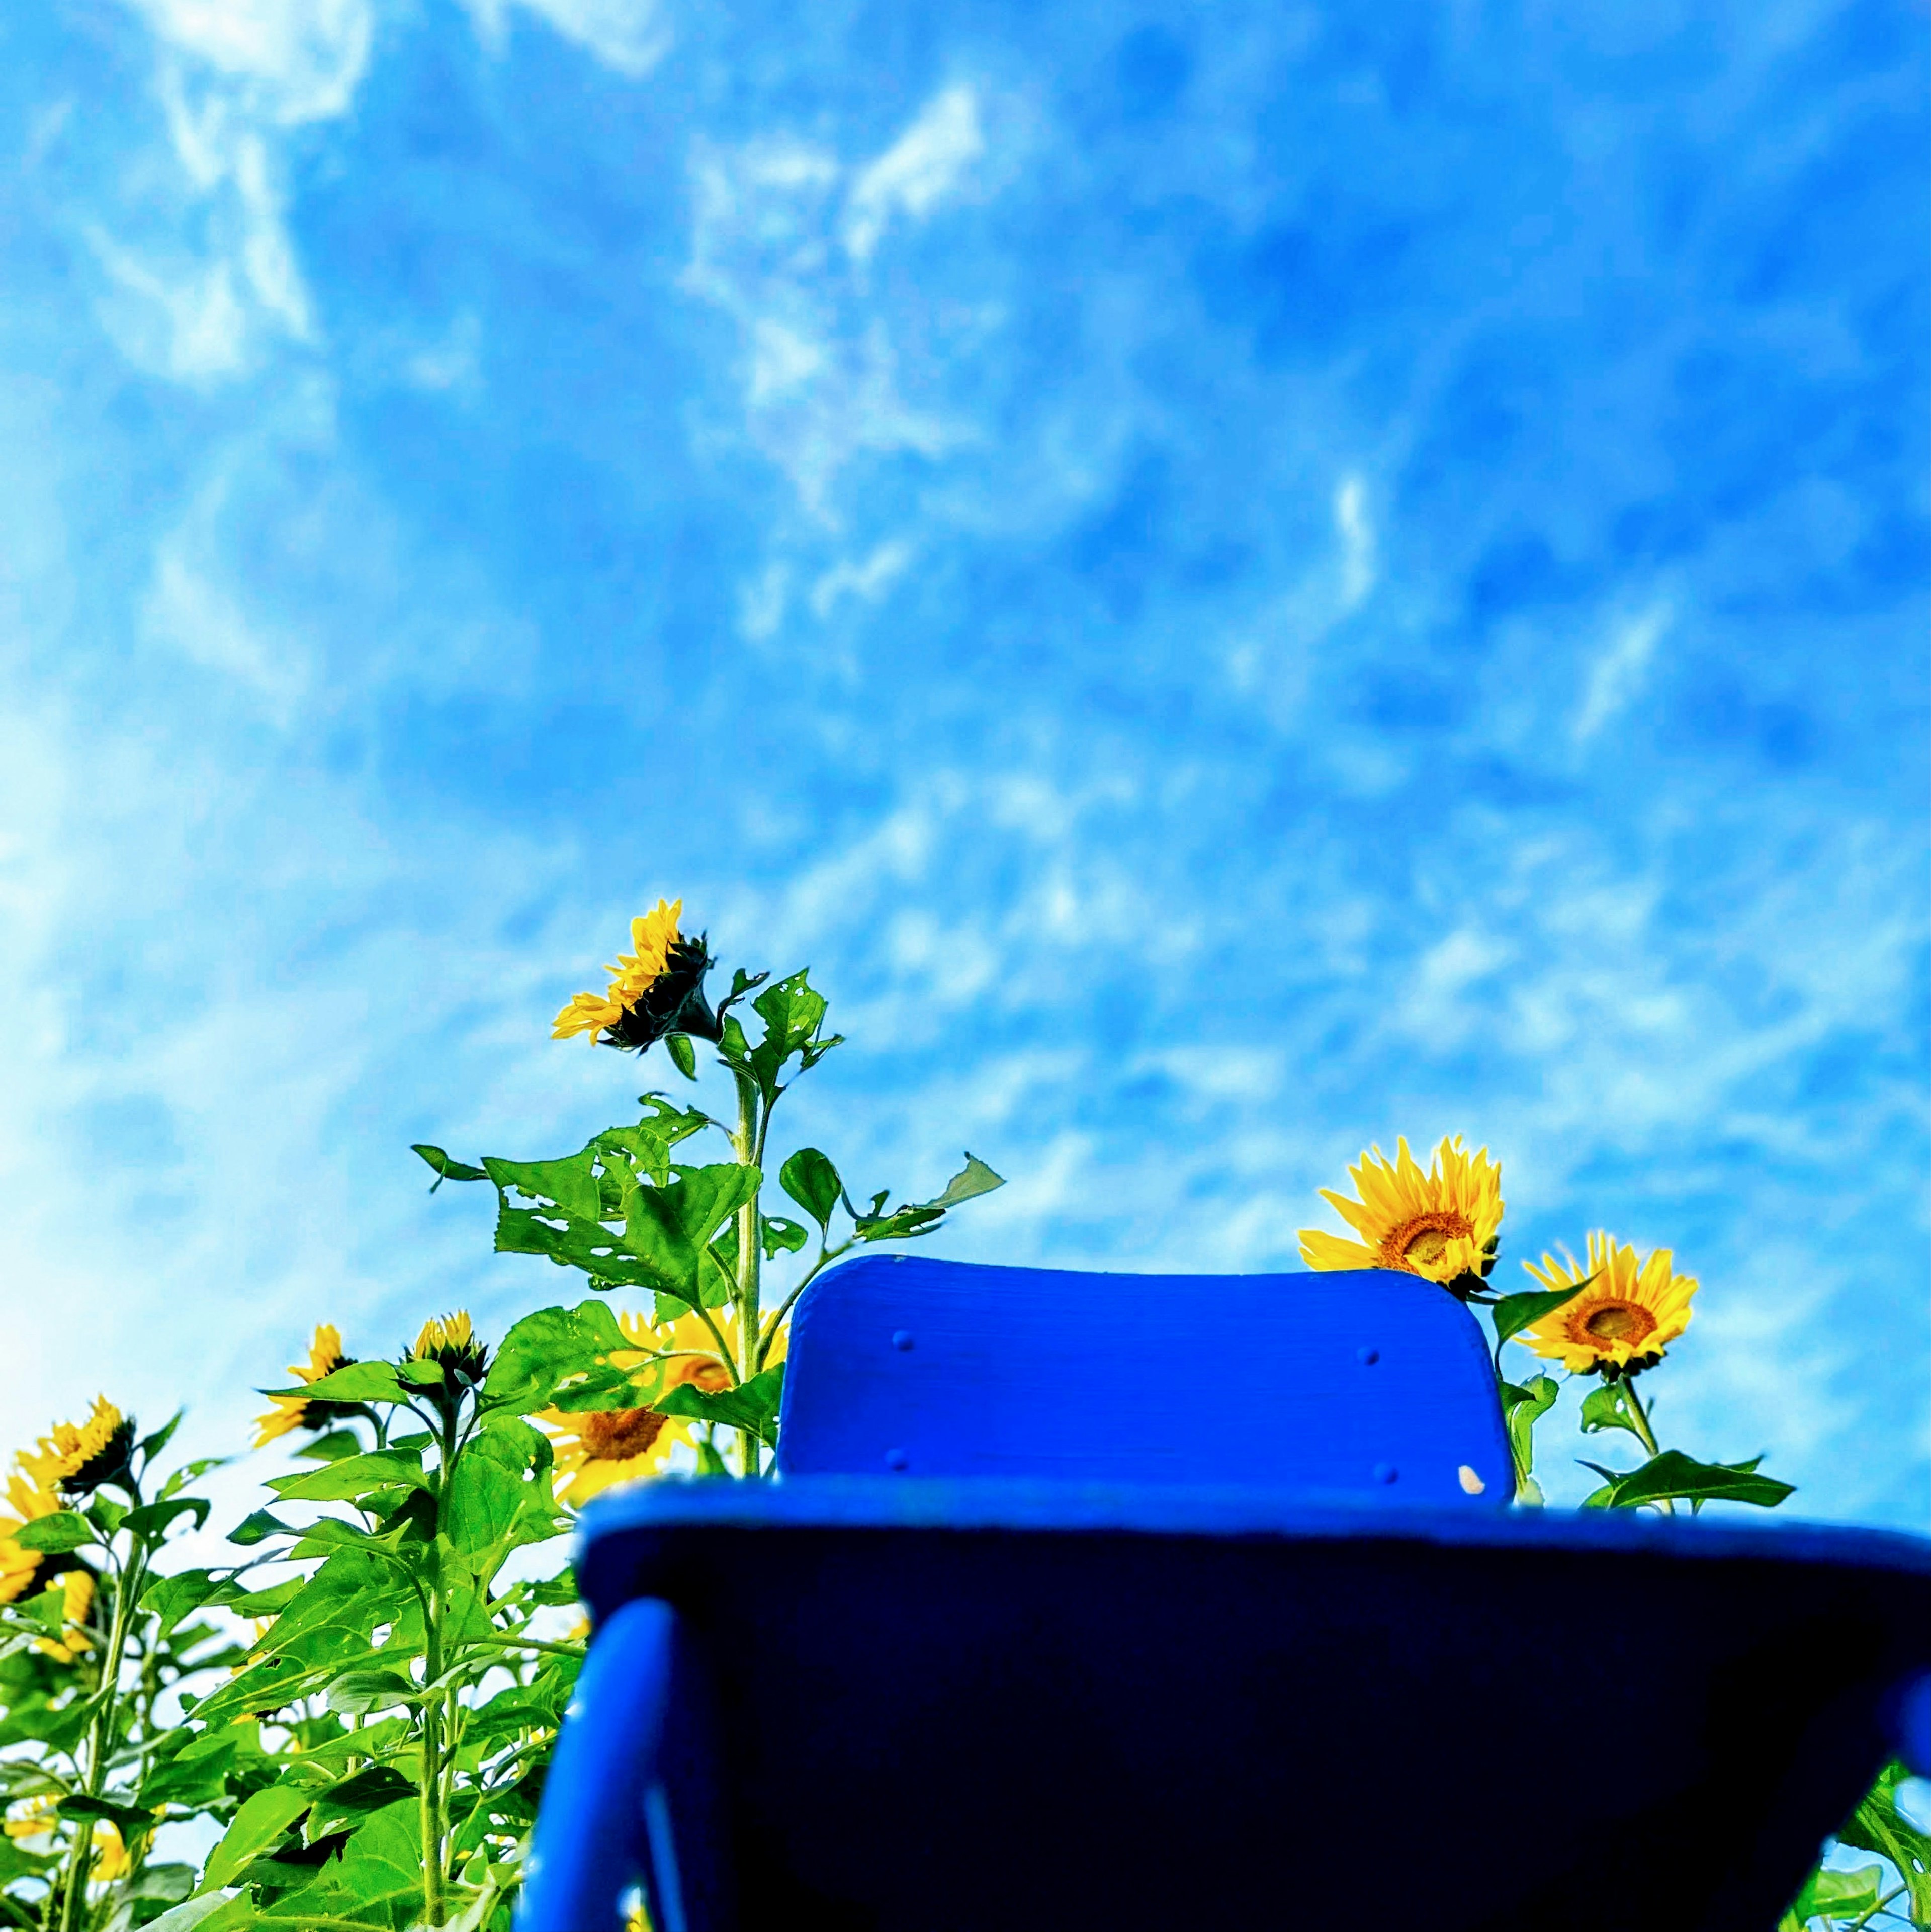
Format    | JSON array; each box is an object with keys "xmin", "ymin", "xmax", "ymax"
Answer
[
  {"xmin": 456, "ymin": 1634, "xmax": 587, "ymax": 1662},
  {"xmin": 1619, "ymin": 1379, "xmax": 1674, "ymax": 1516},
  {"xmin": 731, "ymin": 1071, "xmax": 763, "ymax": 1477},
  {"xmin": 416, "ymin": 1425, "xmax": 461, "ymax": 1929},
  {"xmin": 57, "ymin": 1527, "xmax": 148, "ymax": 1932}
]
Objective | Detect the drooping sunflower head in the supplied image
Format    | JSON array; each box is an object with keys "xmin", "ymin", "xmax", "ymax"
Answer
[
  {"xmin": 540, "ymin": 1306, "xmax": 738, "ymax": 1505},
  {"xmin": 19, "ymin": 1399, "xmax": 137, "ymax": 1502},
  {"xmin": 254, "ymin": 1324, "xmax": 359, "ymax": 1448},
  {"xmin": 410, "ymin": 1310, "xmax": 489, "ymax": 1388},
  {"xmin": 551, "ymin": 900, "xmax": 722, "ymax": 1054},
  {"xmin": 1297, "ymin": 1135, "xmax": 1505, "ymax": 1293},
  {"xmin": 1512, "ymin": 1231, "xmax": 1697, "ymax": 1379}
]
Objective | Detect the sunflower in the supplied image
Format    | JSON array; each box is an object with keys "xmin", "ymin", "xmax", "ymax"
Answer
[
  {"xmin": 410, "ymin": 1310, "xmax": 489, "ymax": 1384},
  {"xmin": 18, "ymin": 1398, "xmax": 136, "ymax": 1502},
  {"xmin": 90, "ymin": 1821, "xmax": 133, "ymax": 1883},
  {"xmin": 33, "ymin": 1569, "xmax": 96, "ymax": 1664},
  {"xmin": 254, "ymin": 1324, "xmax": 358, "ymax": 1448},
  {"xmin": 1298, "ymin": 1135, "xmax": 1504, "ymax": 1292},
  {"xmin": 552, "ymin": 900, "xmax": 723, "ymax": 1053},
  {"xmin": 1512, "ymin": 1231, "xmax": 1696, "ymax": 1380},
  {"xmin": 3, "ymin": 1797, "xmax": 57, "ymax": 1844},
  {"xmin": 540, "ymin": 1307, "xmax": 762, "ymax": 1505},
  {"xmin": 0, "ymin": 1471, "xmax": 60, "ymax": 1606}
]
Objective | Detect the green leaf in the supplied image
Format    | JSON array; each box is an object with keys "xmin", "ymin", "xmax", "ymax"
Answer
[
  {"xmin": 322, "ymin": 1670, "xmax": 419, "ymax": 1717},
  {"xmin": 249, "ymin": 1550, "xmax": 419, "ymax": 1666},
  {"xmin": 441, "ymin": 1424, "xmax": 541, "ymax": 1583},
  {"xmin": 140, "ymin": 1731, "xmax": 239, "ymax": 1812},
  {"xmin": 656, "ymin": 1365, "xmax": 786, "ymax": 1447},
  {"xmin": 161, "ymin": 1456, "xmax": 230, "ymax": 1497},
  {"xmin": 1579, "ymin": 1383, "xmax": 1647, "ymax": 1443},
  {"xmin": 1790, "ymin": 1863, "xmax": 1885, "ymax": 1922},
  {"xmin": 259, "ymin": 1799, "xmax": 424, "ymax": 1928},
  {"xmin": 307, "ymin": 1768, "xmax": 416, "ymax": 1843},
  {"xmin": 294, "ymin": 1429, "xmax": 366, "ymax": 1465},
  {"xmin": 413, "ymin": 1144, "xmax": 488, "ymax": 1190},
  {"xmin": 484, "ymin": 1147, "xmax": 605, "ymax": 1224},
  {"xmin": 229, "ymin": 1508, "xmax": 299, "ymax": 1547},
  {"xmin": 123, "ymin": 1496, "xmax": 212, "ymax": 1540},
  {"xmin": 1501, "ymin": 1376, "xmax": 1558, "ymax": 1479},
  {"xmin": 139, "ymin": 1411, "xmax": 186, "ymax": 1462},
  {"xmin": 760, "ymin": 1216, "xmax": 809, "ymax": 1258},
  {"xmin": 60, "ymin": 1793, "xmax": 161, "ymax": 1835},
  {"xmin": 747, "ymin": 971, "xmax": 831, "ymax": 1095},
  {"xmin": 1590, "ymin": 1449, "xmax": 1795, "ymax": 1511},
  {"xmin": 199, "ymin": 1784, "xmax": 316, "ymax": 1893},
  {"xmin": 1491, "ymin": 1280, "xmax": 1592, "ymax": 1351},
  {"xmin": 482, "ymin": 1301, "xmax": 629, "ymax": 1414},
  {"xmin": 135, "ymin": 1894, "xmax": 240, "ymax": 1932},
  {"xmin": 270, "ymin": 1362, "xmax": 407, "ymax": 1406},
  {"xmin": 851, "ymin": 1203, "xmax": 946, "ymax": 1243},
  {"xmin": 664, "ymin": 1032, "xmax": 698, "ymax": 1080},
  {"xmin": 544, "ymin": 1365, "xmax": 650, "ymax": 1414},
  {"xmin": 488, "ymin": 1148, "xmax": 759, "ymax": 1308},
  {"xmin": 1837, "ymin": 1762, "xmax": 1931, "ymax": 1923},
  {"xmin": 269, "ymin": 1450, "xmax": 430, "ymax": 1503},
  {"xmin": 142, "ymin": 1569, "xmax": 227, "ymax": 1637},
  {"xmin": 779, "ymin": 1148, "xmax": 843, "ymax": 1230},
  {"xmin": 14, "ymin": 1512, "xmax": 93, "ymax": 1553},
  {"xmin": 925, "ymin": 1152, "xmax": 1006, "ymax": 1210}
]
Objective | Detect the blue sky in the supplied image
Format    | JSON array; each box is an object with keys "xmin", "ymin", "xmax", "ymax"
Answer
[{"xmin": 2, "ymin": 0, "xmax": 1925, "ymax": 1526}]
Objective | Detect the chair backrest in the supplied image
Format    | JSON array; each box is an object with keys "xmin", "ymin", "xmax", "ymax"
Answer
[{"xmin": 776, "ymin": 1254, "xmax": 1513, "ymax": 1505}]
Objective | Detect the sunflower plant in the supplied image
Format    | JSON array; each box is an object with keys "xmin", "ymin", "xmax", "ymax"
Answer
[
  {"xmin": 0, "ymin": 1399, "xmax": 239, "ymax": 1932},
  {"xmin": 40, "ymin": 902, "xmax": 1002, "ymax": 1932},
  {"xmin": 414, "ymin": 898, "xmax": 1004, "ymax": 1483}
]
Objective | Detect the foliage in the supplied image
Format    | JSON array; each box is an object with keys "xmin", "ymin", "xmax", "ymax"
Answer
[{"xmin": 0, "ymin": 919, "xmax": 1003, "ymax": 1932}]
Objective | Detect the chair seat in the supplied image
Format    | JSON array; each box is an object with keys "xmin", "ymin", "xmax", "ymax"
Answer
[{"xmin": 569, "ymin": 1477, "xmax": 1931, "ymax": 1932}]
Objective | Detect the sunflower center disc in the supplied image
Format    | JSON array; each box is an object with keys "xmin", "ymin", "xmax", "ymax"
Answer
[
  {"xmin": 1584, "ymin": 1302, "xmax": 1654, "ymax": 1344},
  {"xmin": 1403, "ymin": 1226, "xmax": 1451, "ymax": 1265},
  {"xmin": 581, "ymin": 1407, "xmax": 668, "ymax": 1461}
]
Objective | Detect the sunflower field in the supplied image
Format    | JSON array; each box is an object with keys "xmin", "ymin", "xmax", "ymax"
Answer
[{"xmin": 0, "ymin": 904, "xmax": 1924, "ymax": 1932}]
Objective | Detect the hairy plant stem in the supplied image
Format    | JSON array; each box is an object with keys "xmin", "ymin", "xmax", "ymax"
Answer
[
  {"xmin": 57, "ymin": 1521, "xmax": 148, "ymax": 1932},
  {"xmin": 417, "ymin": 1417, "xmax": 459, "ymax": 1929},
  {"xmin": 731, "ymin": 1070, "xmax": 764, "ymax": 1477},
  {"xmin": 1619, "ymin": 1379, "xmax": 1674, "ymax": 1515}
]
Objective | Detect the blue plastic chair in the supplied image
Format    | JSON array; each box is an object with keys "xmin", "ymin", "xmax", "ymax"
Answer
[{"xmin": 519, "ymin": 1256, "xmax": 1931, "ymax": 1932}]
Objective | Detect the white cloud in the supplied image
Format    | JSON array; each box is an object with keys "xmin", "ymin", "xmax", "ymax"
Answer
[
  {"xmin": 683, "ymin": 89, "xmax": 999, "ymax": 517},
  {"xmin": 1335, "ymin": 474, "xmax": 1375, "ymax": 609},
  {"xmin": 87, "ymin": 1, "xmax": 372, "ymax": 380},
  {"xmin": 143, "ymin": 543, "xmax": 308, "ymax": 719},
  {"xmin": 121, "ymin": 0, "xmax": 373, "ymax": 122},
  {"xmin": 843, "ymin": 85, "xmax": 985, "ymax": 263},
  {"xmin": 809, "ymin": 540, "xmax": 913, "ymax": 617},
  {"xmin": 464, "ymin": 0, "xmax": 671, "ymax": 77},
  {"xmin": 1574, "ymin": 602, "xmax": 1670, "ymax": 742}
]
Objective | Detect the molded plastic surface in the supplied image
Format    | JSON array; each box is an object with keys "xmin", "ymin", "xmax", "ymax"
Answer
[
  {"xmin": 777, "ymin": 1254, "xmax": 1514, "ymax": 1503},
  {"xmin": 573, "ymin": 1483, "xmax": 1931, "ymax": 1932}
]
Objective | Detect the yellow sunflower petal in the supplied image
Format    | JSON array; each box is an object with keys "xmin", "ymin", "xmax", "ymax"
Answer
[{"xmin": 1300, "ymin": 1134, "xmax": 1504, "ymax": 1284}]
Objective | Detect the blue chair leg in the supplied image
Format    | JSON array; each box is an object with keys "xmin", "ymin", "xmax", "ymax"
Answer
[{"xmin": 518, "ymin": 1599, "xmax": 732, "ymax": 1932}]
